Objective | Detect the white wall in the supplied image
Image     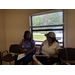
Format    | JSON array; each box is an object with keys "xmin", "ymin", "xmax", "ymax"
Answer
[
  {"xmin": 0, "ymin": 9, "xmax": 6, "ymax": 52},
  {"xmin": 66, "ymin": 9, "xmax": 75, "ymax": 48}
]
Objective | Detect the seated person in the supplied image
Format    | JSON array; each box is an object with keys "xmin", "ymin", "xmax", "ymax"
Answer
[
  {"xmin": 15, "ymin": 31, "xmax": 35, "ymax": 65},
  {"xmin": 35, "ymin": 32, "xmax": 61, "ymax": 65}
]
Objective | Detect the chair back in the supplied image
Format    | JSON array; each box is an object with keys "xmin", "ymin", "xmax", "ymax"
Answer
[
  {"xmin": 66, "ymin": 48, "xmax": 75, "ymax": 60},
  {"xmin": 9, "ymin": 44, "xmax": 20, "ymax": 53},
  {"xmin": 59, "ymin": 48, "xmax": 67, "ymax": 60},
  {"xmin": 60, "ymin": 48, "xmax": 75, "ymax": 60}
]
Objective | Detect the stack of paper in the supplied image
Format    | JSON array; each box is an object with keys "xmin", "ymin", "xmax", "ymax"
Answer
[{"xmin": 17, "ymin": 53, "xmax": 26, "ymax": 60}]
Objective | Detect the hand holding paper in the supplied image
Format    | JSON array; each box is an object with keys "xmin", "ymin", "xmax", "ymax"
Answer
[{"xmin": 17, "ymin": 53, "xmax": 26, "ymax": 60}]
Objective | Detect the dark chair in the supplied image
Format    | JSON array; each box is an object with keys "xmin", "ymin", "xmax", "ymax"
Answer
[
  {"xmin": 0, "ymin": 52, "xmax": 2, "ymax": 65},
  {"xmin": 1, "ymin": 44, "xmax": 20, "ymax": 65},
  {"xmin": 59, "ymin": 48, "xmax": 75, "ymax": 65}
]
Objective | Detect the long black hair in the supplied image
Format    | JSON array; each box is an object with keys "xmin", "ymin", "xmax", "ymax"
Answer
[
  {"xmin": 24, "ymin": 31, "xmax": 31, "ymax": 41},
  {"xmin": 49, "ymin": 37, "xmax": 59, "ymax": 43}
]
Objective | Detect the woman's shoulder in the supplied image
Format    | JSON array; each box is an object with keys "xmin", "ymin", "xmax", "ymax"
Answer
[
  {"xmin": 54, "ymin": 41, "xmax": 59, "ymax": 45},
  {"xmin": 22, "ymin": 39, "xmax": 25, "ymax": 41},
  {"xmin": 30, "ymin": 38, "xmax": 35, "ymax": 44},
  {"xmin": 31, "ymin": 39, "xmax": 34, "ymax": 41},
  {"xmin": 21, "ymin": 39, "xmax": 25, "ymax": 43},
  {"xmin": 44, "ymin": 40, "xmax": 48, "ymax": 42},
  {"xmin": 20, "ymin": 39, "xmax": 25, "ymax": 44},
  {"xmin": 43, "ymin": 40, "xmax": 48, "ymax": 44},
  {"xmin": 54, "ymin": 41, "xmax": 61, "ymax": 49},
  {"xmin": 53, "ymin": 41, "xmax": 60, "ymax": 48}
]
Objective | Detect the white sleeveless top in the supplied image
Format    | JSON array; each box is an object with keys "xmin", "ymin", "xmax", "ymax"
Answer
[{"xmin": 41, "ymin": 40, "xmax": 61, "ymax": 55}]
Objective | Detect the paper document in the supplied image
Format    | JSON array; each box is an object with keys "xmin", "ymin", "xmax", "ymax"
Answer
[
  {"xmin": 17, "ymin": 53, "xmax": 26, "ymax": 60},
  {"xmin": 35, "ymin": 55, "xmax": 48, "ymax": 57}
]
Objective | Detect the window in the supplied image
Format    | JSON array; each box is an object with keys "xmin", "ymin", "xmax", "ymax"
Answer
[{"xmin": 30, "ymin": 10, "xmax": 64, "ymax": 48}]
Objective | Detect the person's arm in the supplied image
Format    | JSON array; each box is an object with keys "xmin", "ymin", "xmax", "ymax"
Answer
[
  {"xmin": 38, "ymin": 43, "xmax": 43, "ymax": 52},
  {"xmin": 19, "ymin": 44, "xmax": 27, "ymax": 53},
  {"xmin": 25, "ymin": 44, "xmax": 35, "ymax": 55},
  {"xmin": 51, "ymin": 50, "xmax": 59, "ymax": 58},
  {"xmin": 46, "ymin": 49, "xmax": 60, "ymax": 59},
  {"xmin": 35, "ymin": 43, "xmax": 43, "ymax": 55},
  {"xmin": 48, "ymin": 43, "xmax": 61, "ymax": 59}
]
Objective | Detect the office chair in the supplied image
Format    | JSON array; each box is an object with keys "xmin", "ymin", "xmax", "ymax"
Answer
[
  {"xmin": 59, "ymin": 48, "xmax": 75, "ymax": 65},
  {"xmin": 1, "ymin": 44, "xmax": 20, "ymax": 65}
]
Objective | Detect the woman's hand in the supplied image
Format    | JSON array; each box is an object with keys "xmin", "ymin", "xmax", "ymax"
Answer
[
  {"xmin": 24, "ymin": 49, "xmax": 28, "ymax": 53},
  {"xmin": 55, "ymin": 50, "xmax": 59, "ymax": 54},
  {"xmin": 35, "ymin": 51, "xmax": 40, "ymax": 55},
  {"xmin": 25, "ymin": 52, "xmax": 28, "ymax": 55}
]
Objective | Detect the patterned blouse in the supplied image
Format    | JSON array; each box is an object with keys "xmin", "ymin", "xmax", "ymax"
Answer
[{"xmin": 20, "ymin": 39, "xmax": 35, "ymax": 52}]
